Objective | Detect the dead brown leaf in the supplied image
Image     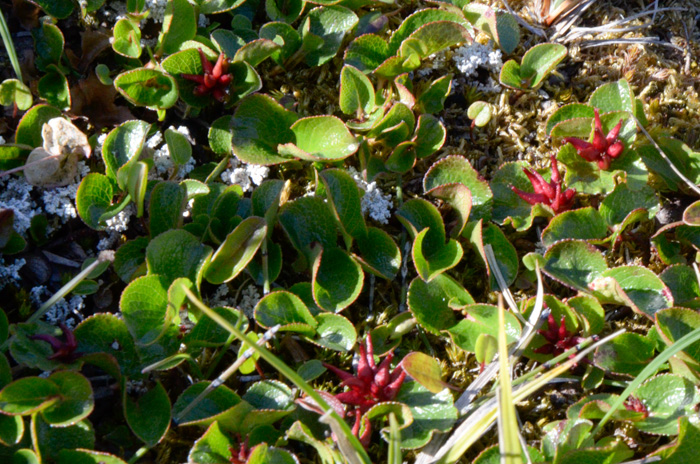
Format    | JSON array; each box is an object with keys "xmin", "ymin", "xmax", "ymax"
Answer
[{"xmin": 70, "ymin": 73, "xmax": 135, "ymax": 129}]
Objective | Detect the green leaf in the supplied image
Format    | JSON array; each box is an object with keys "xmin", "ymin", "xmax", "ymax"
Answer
[
  {"xmin": 320, "ymin": 168, "xmax": 367, "ymax": 239},
  {"xmin": 255, "ymin": 290, "xmax": 318, "ymax": 336},
  {"xmin": 188, "ymin": 421, "xmax": 235, "ymax": 464},
  {"xmin": 56, "ymin": 449, "xmax": 128, "ymax": 464},
  {"xmin": 300, "ymin": 6, "xmax": 359, "ymax": 67},
  {"xmin": 259, "ymin": 22, "xmax": 302, "ymax": 64},
  {"xmin": 634, "ymin": 374, "xmax": 700, "ymax": 435},
  {"xmin": 424, "ymin": 155, "xmax": 492, "ymax": 221},
  {"xmin": 74, "ymin": 314, "xmax": 140, "ymax": 377},
  {"xmin": 447, "ymin": 304, "xmax": 521, "ymax": 353},
  {"xmin": 165, "ymin": 127, "xmax": 192, "ymax": 166},
  {"xmin": 660, "ymin": 266, "xmax": 700, "ymax": 309},
  {"xmin": 414, "ymin": 114, "xmax": 446, "ymax": 159},
  {"xmin": 394, "ymin": 381, "xmax": 457, "ymax": 449},
  {"xmin": 112, "ymin": 18, "xmax": 142, "ymax": 58},
  {"xmin": 120, "ymin": 274, "xmax": 170, "ymax": 345},
  {"xmin": 656, "ymin": 307, "xmax": 700, "ymax": 370},
  {"xmin": 37, "ymin": 68, "xmax": 70, "ymax": 110},
  {"xmin": 200, "ymin": 0, "xmax": 248, "ymax": 14},
  {"xmin": 311, "ymin": 247, "xmax": 364, "ymax": 312},
  {"xmin": 32, "ymin": 0, "xmax": 74, "ymax": 18},
  {"xmin": 159, "ymin": 0, "xmax": 196, "ymax": 55},
  {"xmin": 114, "ymin": 236, "xmax": 149, "ymax": 283},
  {"xmin": 0, "ymin": 79, "xmax": 32, "ymax": 111},
  {"xmin": 102, "ymin": 120, "xmax": 150, "ymax": 181},
  {"xmin": 183, "ymin": 306, "xmax": 246, "ymax": 348},
  {"xmin": 233, "ymin": 39, "xmax": 280, "ymax": 66},
  {"xmin": 344, "ymin": 33, "xmax": 391, "ymax": 73},
  {"xmin": 312, "ymin": 313, "xmax": 357, "ymax": 351},
  {"xmin": 407, "ymin": 274, "xmax": 474, "ymax": 334},
  {"xmin": 367, "ymin": 102, "xmax": 415, "ymax": 145},
  {"xmin": 396, "ymin": 198, "xmax": 447, "ymax": 252},
  {"xmin": 231, "ymin": 94, "xmax": 298, "ymax": 165},
  {"xmin": 114, "ymin": 68, "xmax": 178, "ymax": 109},
  {"xmin": 32, "ymin": 23, "xmax": 64, "ymax": 71},
  {"xmin": 0, "ymin": 413, "xmax": 23, "ymax": 446},
  {"xmin": 651, "ymin": 417, "xmax": 700, "ymax": 463},
  {"xmin": 76, "ymin": 173, "xmax": 113, "ymax": 230},
  {"xmin": 593, "ymin": 332, "xmax": 655, "ymax": 376},
  {"xmin": 589, "ymin": 265, "xmax": 672, "ymax": 318},
  {"xmin": 208, "ymin": 116, "xmax": 233, "ymax": 156},
  {"xmin": 387, "ymin": 9, "xmax": 468, "ymax": 54},
  {"xmin": 265, "ymin": 0, "xmax": 304, "ymax": 23},
  {"xmin": 34, "ymin": 416, "xmax": 94, "ymax": 461},
  {"xmin": 355, "ymin": 226, "xmax": 401, "ymax": 280},
  {"xmin": 15, "ymin": 104, "xmax": 62, "ymax": 148},
  {"xmin": 173, "ymin": 381, "xmax": 242, "ymax": 426},
  {"xmin": 339, "ymin": 64, "xmax": 376, "ymax": 117},
  {"xmin": 401, "ymin": 352, "xmax": 450, "ymax": 393},
  {"xmin": 146, "ymin": 229, "xmax": 213, "ymax": 288},
  {"xmin": 279, "ymin": 196, "xmax": 337, "ymax": 266},
  {"xmin": 413, "ymin": 227, "xmax": 463, "ymax": 281},
  {"xmin": 149, "ymin": 181, "xmax": 187, "ymax": 237},
  {"xmin": 279, "ymin": 116, "xmax": 358, "ymax": 161},
  {"xmin": 124, "ymin": 381, "xmax": 171, "ymax": 446},
  {"xmin": 589, "ymin": 79, "xmax": 634, "ymax": 114},
  {"xmin": 636, "ymin": 137, "xmax": 700, "ymax": 192},
  {"xmin": 538, "ymin": 239, "xmax": 608, "ymax": 291},
  {"xmin": 479, "ymin": 222, "xmax": 519, "ymax": 289},
  {"xmin": 416, "ymin": 74, "xmax": 451, "ymax": 114},
  {"xmin": 243, "ymin": 380, "xmax": 294, "ymax": 411},
  {"xmin": 541, "ymin": 207, "xmax": 609, "ymax": 248},
  {"xmin": 247, "ymin": 444, "xmax": 298, "ymax": 464},
  {"xmin": 545, "ymin": 103, "xmax": 595, "ymax": 136},
  {"xmin": 42, "ymin": 371, "xmax": 94, "ymax": 427},
  {"xmin": 205, "ymin": 216, "xmax": 267, "ymax": 284},
  {"xmin": 500, "ymin": 43, "xmax": 566, "ymax": 90},
  {"xmin": 599, "ymin": 182, "xmax": 659, "ymax": 226},
  {"xmin": 467, "ymin": 101, "xmax": 493, "ymax": 128},
  {"xmin": 0, "ymin": 377, "xmax": 59, "ymax": 415}
]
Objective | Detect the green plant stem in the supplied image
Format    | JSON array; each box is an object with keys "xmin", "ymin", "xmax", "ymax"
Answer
[
  {"xmin": 592, "ymin": 325, "xmax": 700, "ymax": 435},
  {"xmin": 128, "ymin": 446, "xmax": 149, "ymax": 464},
  {"xmin": 183, "ymin": 287, "xmax": 372, "ymax": 464},
  {"xmin": 28, "ymin": 251, "xmax": 115, "ymax": 324}
]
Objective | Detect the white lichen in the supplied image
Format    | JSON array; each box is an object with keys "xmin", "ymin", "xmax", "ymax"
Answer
[
  {"xmin": 30, "ymin": 285, "xmax": 85, "ymax": 328},
  {"xmin": 220, "ymin": 158, "xmax": 269, "ymax": 193},
  {"xmin": 145, "ymin": 0, "xmax": 168, "ymax": 23},
  {"xmin": 97, "ymin": 206, "xmax": 133, "ymax": 251},
  {"xmin": 41, "ymin": 161, "xmax": 90, "ymax": 223},
  {"xmin": 0, "ymin": 177, "xmax": 37, "ymax": 236},
  {"xmin": 238, "ymin": 284, "xmax": 261, "ymax": 318},
  {"xmin": 0, "ymin": 257, "xmax": 26, "ymax": 291},
  {"xmin": 452, "ymin": 42, "xmax": 503, "ymax": 77},
  {"xmin": 347, "ymin": 167, "xmax": 394, "ymax": 224}
]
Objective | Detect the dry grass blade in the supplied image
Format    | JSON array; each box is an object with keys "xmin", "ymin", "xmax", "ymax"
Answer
[{"xmin": 173, "ymin": 324, "xmax": 281, "ymax": 424}]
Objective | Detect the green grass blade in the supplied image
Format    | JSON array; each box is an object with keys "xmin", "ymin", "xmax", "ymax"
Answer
[
  {"xmin": 0, "ymin": 10, "xmax": 22, "ymax": 82},
  {"xmin": 387, "ymin": 412, "xmax": 402, "ymax": 464},
  {"xmin": 592, "ymin": 325, "xmax": 700, "ymax": 435},
  {"xmin": 497, "ymin": 298, "xmax": 523, "ymax": 464},
  {"xmin": 183, "ymin": 287, "xmax": 372, "ymax": 464}
]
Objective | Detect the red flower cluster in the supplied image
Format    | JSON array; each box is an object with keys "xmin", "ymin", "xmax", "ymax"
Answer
[
  {"xmin": 534, "ymin": 313, "xmax": 584, "ymax": 357},
  {"xmin": 624, "ymin": 396, "xmax": 649, "ymax": 418},
  {"xmin": 323, "ymin": 337, "xmax": 406, "ymax": 446},
  {"xmin": 511, "ymin": 155, "xmax": 575, "ymax": 213},
  {"xmin": 228, "ymin": 437, "xmax": 250, "ymax": 464},
  {"xmin": 30, "ymin": 322, "xmax": 81, "ymax": 363},
  {"xmin": 563, "ymin": 108, "xmax": 624, "ymax": 170},
  {"xmin": 181, "ymin": 48, "xmax": 232, "ymax": 102}
]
